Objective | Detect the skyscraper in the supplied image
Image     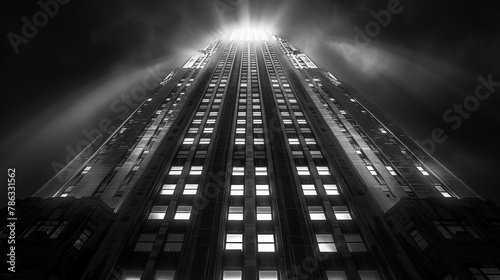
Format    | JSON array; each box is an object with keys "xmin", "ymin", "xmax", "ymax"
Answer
[{"xmin": 4, "ymin": 29, "xmax": 500, "ymax": 280}]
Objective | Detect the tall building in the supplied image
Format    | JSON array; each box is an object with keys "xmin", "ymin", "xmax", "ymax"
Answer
[{"xmin": 3, "ymin": 29, "xmax": 500, "ymax": 280}]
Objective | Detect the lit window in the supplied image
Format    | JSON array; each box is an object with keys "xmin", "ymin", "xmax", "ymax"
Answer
[
  {"xmin": 161, "ymin": 184, "xmax": 176, "ymax": 195},
  {"xmin": 326, "ymin": 271, "xmax": 347, "ymax": 280},
  {"xmin": 254, "ymin": 138, "xmax": 265, "ymax": 145},
  {"xmin": 183, "ymin": 138, "xmax": 195, "ymax": 145},
  {"xmin": 305, "ymin": 138, "xmax": 316, "ymax": 145},
  {"xmin": 230, "ymin": 185, "xmax": 244, "ymax": 196},
  {"xmin": 302, "ymin": 184, "xmax": 317, "ymax": 196},
  {"xmin": 232, "ymin": 167, "xmax": 244, "ymax": 176},
  {"xmin": 283, "ymin": 119, "xmax": 292, "ymax": 124},
  {"xmin": 192, "ymin": 119, "xmax": 202, "ymax": 124},
  {"xmin": 317, "ymin": 166, "xmax": 331, "ymax": 175},
  {"xmin": 82, "ymin": 166, "xmax": 92, "ymax": 174},
  {"xmin": 316, "ymin": 234, "xmax": 336, "ymax": 252},
  {"xmin": 189, "ymin": 166, "xmax": 203, "ymax": 175},
  {"xmin": 409, "ymin": 228, "xmax": 428, "ymax": 251},
  {"xmin": 333, "ymin": 206, "xmax": 352, "ymax": 220},
  {"xmin": 310, "ymin": 151, "xmax": 323, "ymax": 158},
  {"xmin": 134, "ymin": 234, "xmax": 156, "ymax": 251},
  {"xmin": 174, "ymin": 206, "xmax": 192, "ymax": 220},
  {"xmin": 296, "ymin": 166, "xmax": 310, "ymax": 175},
  {"xmin": 345, "ymin": 234, "xmax": 367, "ymax": 252},
  {"xmin": 199, "ymin": 138, "xmax": 211, "ymax": 145},
  {"xmin": 169, "ymin": 166, "xmax": 183, "ymax": 175},
  {"xmin": 223, "ymin": 271, "xmax": 242, "ymax": 280},
  {"xmin": 253, "ymin": 119, "xmax": 262, "ymax": 124},
  {"xmin": 366, "ymin": 166, "xmax": 378, "ymax": 176},
  {"xmin": 236, "ymin": 128, "xmax": 245, "ymax": 134},
  {"xmin": 225, "ymin": 234, "xmax": 243, "ymax": 251},
  {"xmin": 149, "ymin": 206, "xmax": 168, "ymax": 220},
  {"xmin": 257, "ymin": 206, "xmax": 272, "ymax": 220},
  {"xmin": 324, "ymin": 184, "xmax": 339, "ymax": 196},
  {"xmin": 238, "ymin": 112, "xmax": 246, "ymax": 117},
  {"xmin": 183, "ymin": 184, "xmax": 198, "ymax": 195},
  {"xmin": 434, "ymin": 184, "xmax": 452, "ymax": 197},
  {"xmin": 308, "ymin": 206, "xmax": 326, "ymax": 220},
  {"xmin": 288, "ymin": 138, "xmax": 300, "ymax": 145},
  {"xmin": 256, "ymin": 184, "xmax": 270, "ymax": 196},
  {"xmin": 259, "ymin": 271, "xmax": 278, "ymax": 280},
  {"xmin": 358, "ymin": 271, "xmax": 381, "ymax": 280},
  {"xmin": 416, "ymin": 166, "xmax": 430, "ymax": 176},
  {"xmin": 255, "ymin": 167, "xmax": 268, "ymax": 176},
  {"xmin": 297, "ymin": 119, "xmax": 307, "ymax": 124},
  {"xmin": 385, "ymin": 166, "xmax": 397, "ymax": 176},
  {"xmin": 207, "ymin": 119, "xmax": 216, "ymax": 124},
  {"xmin": 73, "ymin": 228, "xmax": 92, "ymax": 250},
  {"xmin": 164, "ymin": 234, "xmax": 183, "ymax": 252},
  {"xmin": 237, "ymin": 119, "xmax": 246, "ymax": 124},
  {"xmin": 257, "ymin": 234, "xmax": 275, "ymax": 252},
  {"xmin": 228, "ymin": 206, "xmax": 243, "ymax": 220}
]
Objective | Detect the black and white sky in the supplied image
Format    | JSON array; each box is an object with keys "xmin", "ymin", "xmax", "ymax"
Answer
[{"xmin": 1, "ymin": 0, "xmax": 499, "ymax": 205}]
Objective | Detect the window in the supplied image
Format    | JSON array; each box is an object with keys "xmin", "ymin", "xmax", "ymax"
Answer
[
  {"xmin": 259, "ymin": 271, "xmax": 278, "ymax": 280},
  {"xmin": 223, "ymin": 271, "xmax": 242, "ymax": 280},
  {"xmin": 433, "ymin": 220, "xmax": 480, "ymax": 239},
  {"xmin": 189, "ymin": 166, "xmax": 203, "ymax": 175},
  {"xmin": 258, "ymin": 234, "xmax": 275, "ymax": 252},
  {"xmin": 324, "ymin": 184, "xmax": 339, "ymax": 195},
  {"xmin": 469, "ymin": 267, "xmax": 500, "ymax": 279},
  {"xmin": 345, "ymin": 234, "xmax": 367, "ymax": 252},
  {"xmin": 174, "ymin": 206, "xmax": 192, "ymax": 220},
  {"xmin": 302, "ymin": 184, "xmax": 317, "ymax": 195},
  {"xmin": 228, "ymin": 206, "xmax": 243, "ymax": 220},
  {"xmin": 203, "ymin": 128, "xmax": 213, "ymax": 133},
  {"xmin": 358, "ymin": 271, "xmax": 381, "ymax": 280},
  {"xmin": 235, "ymin": 138, "xmax": 245, "ymax": 145},
  {"xmin": 434, "ymin": 184, "xmax": 452, "ymax": 197},
  {"xmin": 326, "ymin": 271, "xmax": 347, "ymax": 280},
  {"xmin": 199, "ymin": 138, "xmax": 211, "ymax": 145},
  {"xmin": 296, "ymin": 166, "xmax": 310, "ymax": 175},
  {"xmin": 305, "ymin": 138, "xmax": 316, "ymax": 145},
  {"xmin": 288, "ymin": 138, "xmax": 300, "ymax": 145},
  {"xmin": 256, "ymin": 184, "xmax": 270, "ymax": 196},
  {"xmin": 149, "ymin": 206, "xmax": 168, "ymax": 220},
  {"xmin": 183, "ymin": 184, "xmax": 198, "ymax": 195},
  {"xmin": 82, "ymin": 166, "xmax": 92, "ymax": 174},
  {"xmin": 257, "ymin": 206, "xmax": 272, "ymax": 220},
  {"xmin": 409, "ymin": 228, "xmax": 428, "ymax": 250},
  {"xmin": 236, "ymin": 128, "xmax": 245, "ymax": 134},
  {"xmin": 333, "ymin": 206, "xmax": 352, "ymax": 220},
  {"xmin": 74, "ymin": 228, "xmax": 92, "ymax": 250},
  {"xmin": 316, "ymin": 234, "xmax": 336, "ymax": 252},
  {"xmin": 134, "ymin": 233, "xmax": 156, "ymax": 251},
  {"xmin": 416, "ymin": 166, "xmax": 430, "ymax": 176},
  {"xmin": 164, "ymin": 234, "xmax": 183, "ymax": 252},
  {"xmin": 255, "ymin": 167, "xmax": 268, "ymax": 176},
  {"xmin": 225, "ymin": 234, "xmax": 243, "ymax": 251},
  {"xmin": 232, "ymin": 167, "xmax": 244, "ymax": 176},
  {"xmin": 183, "ymin": 138, "xmax": 194, "ymax": 145},
  {"xmin": 366, "ymin": 166, "xmax": 377, "ymax": 176},
  {"xmin": 317, "ymin": 166, "xmax": 331, "ymax": 175},
  {"xmin": 161, "ymin": 184, "xmax": 176, "ymax": 195},
  {"xmin": 308, "ymin": 206, "xmax": 326, "ymax": 220},
  {"xmin": 169, "ymin": 166, "xmax": 183, "ymax": 175},
  {"xmin": 385, "ymin": 166, "xmax": 397, "ymax": 176},
  {"xmin": 254, "ymin": 138, "xmax": 265, "ymax": 145},
  {"xmin": 23, "ymin": 220, "xmax": 68, "ymax": 239},
  {"xmin": 230, "ymin": 185, "xmax": 244, "ymax": 196}
]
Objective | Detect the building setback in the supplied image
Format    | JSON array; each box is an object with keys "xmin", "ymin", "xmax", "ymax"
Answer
[{"xmin": 3, "ymin": 29, "xmax": 499, "ymax": 280}]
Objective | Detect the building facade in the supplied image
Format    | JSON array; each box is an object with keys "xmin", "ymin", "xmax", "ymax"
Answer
[{"xmin": 5, "ymin": 29, "xmax": 499, "ymax": 280}]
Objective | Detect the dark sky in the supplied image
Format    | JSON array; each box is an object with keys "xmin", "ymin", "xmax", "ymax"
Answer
[{"xmin": 1, "ymin": 0, "xmax": 499, "ymax": 206}]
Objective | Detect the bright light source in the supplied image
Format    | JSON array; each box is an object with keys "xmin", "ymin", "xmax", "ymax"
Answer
[{"xmin": 228, "ymin": 28, "xmax": 269, "ymax": 41}]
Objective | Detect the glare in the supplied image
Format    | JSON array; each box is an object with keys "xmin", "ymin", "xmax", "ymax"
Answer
[{"xmin": 227, "ymin": 28, "xmax": 269, "ymax": 41}]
